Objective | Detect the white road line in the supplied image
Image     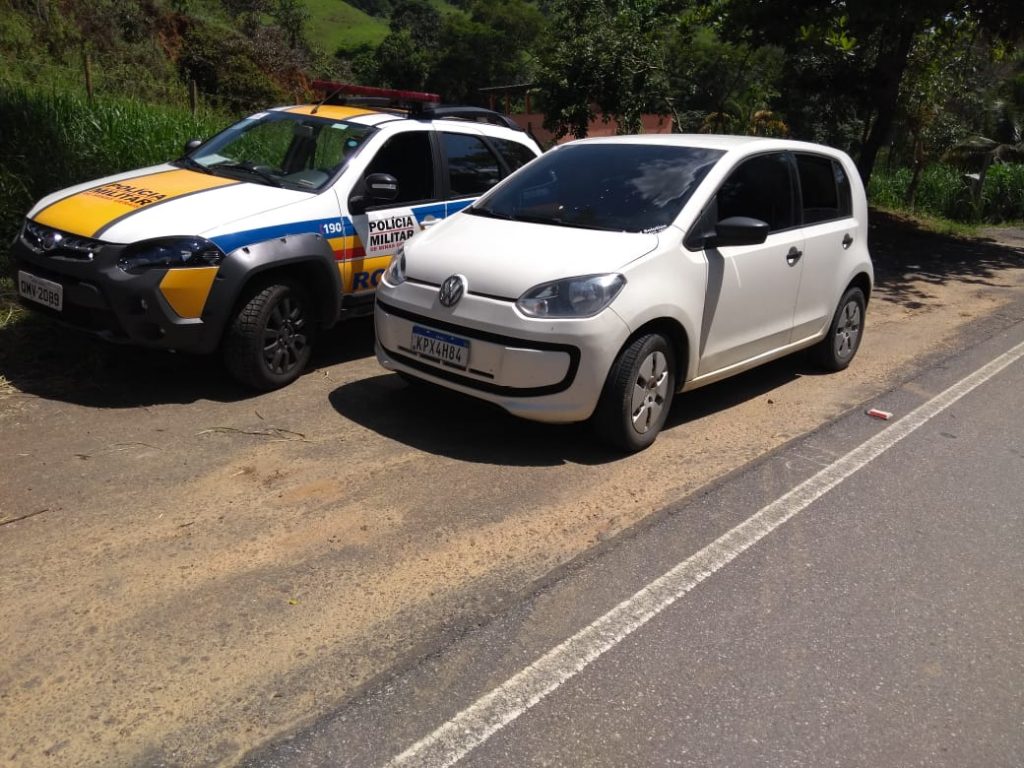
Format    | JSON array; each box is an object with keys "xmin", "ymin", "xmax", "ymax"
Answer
[{"xmin": 385, "ymin": 338, "xmax": 1024, "ymax": 768}]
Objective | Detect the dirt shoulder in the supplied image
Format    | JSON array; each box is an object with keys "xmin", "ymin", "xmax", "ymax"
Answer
[{"xmin": 2, "ymin": 214, "xmax": 1023, "ymax": 767}]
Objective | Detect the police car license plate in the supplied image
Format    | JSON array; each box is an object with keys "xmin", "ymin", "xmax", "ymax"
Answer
[
  {"xmin": 411, "ymin": 325, "xmax": 469, "ymax": 369},
  {"xmin": 18, "ymin": 271, "xmax": 63, "ymax": 312}
]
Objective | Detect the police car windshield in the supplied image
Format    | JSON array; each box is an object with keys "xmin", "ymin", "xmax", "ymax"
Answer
[
  {"xmin": 469, "ymin": 143, "xmax": 724, "ymax": 233},
  {"xmin": 181, "ymin": 112, "xmax": 374, "ymax": 192}
]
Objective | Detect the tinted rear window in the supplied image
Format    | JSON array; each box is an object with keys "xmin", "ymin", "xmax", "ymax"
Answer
[
  {"xmin": 469, "ymin": 143, "xmax": 724, "ymax": 233},
  {"xmin": 796, "ymin": 153, "xmax": 853, "ymax": 223}
]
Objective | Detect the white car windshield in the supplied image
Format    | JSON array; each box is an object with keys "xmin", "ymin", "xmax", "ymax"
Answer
[
  {"xmin": 179, "ymin": 112, "xmax": 375, "ymax": 192},
  {"xmin": 469, "ymin": 143, "xmax": 724, "ymax": 233}
]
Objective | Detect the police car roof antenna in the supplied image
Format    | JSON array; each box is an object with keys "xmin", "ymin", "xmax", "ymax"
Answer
[{"xmin": 309, "ymin": 88, "xmax": 340, "ymax": 115}]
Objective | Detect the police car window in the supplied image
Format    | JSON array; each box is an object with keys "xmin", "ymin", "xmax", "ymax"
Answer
[
  {"xmin": 186, "ymin": 113, "xmax": 373, "ymax": 192},
  {"xmin": 364, "ymin": 132, "xmax": 435, "ymax": 205},
  {"xmin": 796, "ymin": 153, "xmax": 842, "ymax": 224},
  {"xmin": 717, "ymin": 153, "xmax": 795, "ymax": 232},
  {"xmin": 314, "ymin": 124, "xmax": 368, "ymax": 175},
  {"xmin": 490, "ymin": 138, "xmax": 538, "ymax": 173},
  {"xmin": 227, "ymin": 121, "xmax": 293, "ymax": 168},
  {"xmin": 442, "ymin": 133, "xmax": 502, "ymax": 198}
]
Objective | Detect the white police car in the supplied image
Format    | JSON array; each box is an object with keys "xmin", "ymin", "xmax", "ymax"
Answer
[
  {"xmin": 11, "ymin": 83, "xmax": 541, "ymax": 389},
  {"xmin": 375, "ymin": 135, "xmax": 874, "ymax": 451}
]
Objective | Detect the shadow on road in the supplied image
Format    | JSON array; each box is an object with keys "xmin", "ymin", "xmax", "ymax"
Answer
[
  {"xmin": 0, "ymin": 313, "xmax": 377, "ymax": 408},
  {"xmin": 329, "ymin": 352, "xmax": 809, "ymax": 466},
  {"xmin": 870, "ymin": 210, "xmax": 1024, "ymax": 309}
]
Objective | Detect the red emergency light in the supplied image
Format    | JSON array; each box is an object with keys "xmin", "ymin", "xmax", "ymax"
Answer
[{"xmin": 310, "ymin": 81, "xmax": 441, "ymax": 105}]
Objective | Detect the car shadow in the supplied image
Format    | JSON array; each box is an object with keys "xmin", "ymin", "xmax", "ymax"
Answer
[
  {"xmin": 0, "ymin": 314, "xmax": 378, "ymax": 409},
  {"xmin": 328, "ymin": 355, "xmax": 805, "ymax": 467}
]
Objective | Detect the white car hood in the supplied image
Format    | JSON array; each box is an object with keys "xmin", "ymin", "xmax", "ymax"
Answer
[{"xmin": 404, "ymin": 212, "xmax": 661, "ymax": 298}]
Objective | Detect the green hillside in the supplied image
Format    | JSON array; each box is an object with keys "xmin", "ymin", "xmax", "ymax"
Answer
[
  {"xmin": 302, "ymin": 0, "xmax": 390, "ymax": 54},
  {"xmin": 302, "ymin": 0, "xmax": 463, "ymax": 55}
]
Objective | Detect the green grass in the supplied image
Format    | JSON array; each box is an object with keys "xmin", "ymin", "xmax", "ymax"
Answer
[
  {"xmin": 870, "ymin": 205, "xmax": 981, "ymax": 239},
  {"xmin": 0, "ymin": 83, "xmax": 228, "ymax": 246},
  {"xmin": 0, "ymin": 278, "xmax": 22, "ymax": 330},
  {"xmin": 0, "ymin": 83, "xmax": 230, "ymax": 324},
  {"xmin": 302, "ymin": 0, "xmax": 464, "ymax": 55},
  {"xmin": 869, "ymin": 163, "xmax": 1024, "ymax": 224},
  {"xmin": 303, "ymin": 0, "xmax": 391, "ymax": 53}
]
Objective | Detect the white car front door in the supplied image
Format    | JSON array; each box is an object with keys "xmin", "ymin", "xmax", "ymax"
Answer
[{"xmin": 698, "ymin": 152, "xmax": 804, "ymax": 375}]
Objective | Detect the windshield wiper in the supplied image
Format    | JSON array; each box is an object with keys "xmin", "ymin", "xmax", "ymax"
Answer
[
  {"xmin": 176, "ymin": 156, "xmax": 213, "ymax": 175},
  {"xmin": 514, "ymin": 213, "xmax": 624, "ymax": 232},
  {"xmin": 465, "ymin": 206, "xmax": 514, "ymax": 220},
  {"xmin": 211, "ymin": 161, "xmax": 283, "ymax": 187}
]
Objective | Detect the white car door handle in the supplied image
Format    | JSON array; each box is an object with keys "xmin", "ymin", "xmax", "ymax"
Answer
[{"xmin": 420, "ymin": 216, "xmax": 441, "ymax": 229}]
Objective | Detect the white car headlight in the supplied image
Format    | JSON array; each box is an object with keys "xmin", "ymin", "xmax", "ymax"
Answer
[
  {"xmin": 516, "ymin": 273, "xmax": 626, "ymax": 318},
  {"xmin": 383, "ymin": 246, "xmax": 406, "ymax": 286}
]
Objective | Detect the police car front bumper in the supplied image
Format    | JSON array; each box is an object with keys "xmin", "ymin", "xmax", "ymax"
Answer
[{"xmin": 9, "ymin": 222, "xmax": 224, "ymax": 354}]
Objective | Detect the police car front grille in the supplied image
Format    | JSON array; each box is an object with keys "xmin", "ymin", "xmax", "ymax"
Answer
[{"xmin": 22, "ymin": 220, "xmax": 102, "ymax": 261}]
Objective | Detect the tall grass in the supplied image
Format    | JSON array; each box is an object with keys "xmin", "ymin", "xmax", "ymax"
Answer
[
  {"xmin": 869, "ymin": 162, "xmax": 1024, "ymax": 223},
  {"xmin": 0, "ymin": 83, "xmax": 228, "ymax": 249},
  {"xmin": 982, "ymin": 163, "xmax": 1024, "ymax": 223}
]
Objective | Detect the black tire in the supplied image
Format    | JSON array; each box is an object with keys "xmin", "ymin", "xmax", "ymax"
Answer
[
  {"xmin": 815, "ymin": 286, "xmax": 866, "ymax": 372},
  {"xmin": 224, "ymin": 281, "xmax": 315, "ymax": 391},
  {"xmin": 593, "ymin": 333, "xmax": 676, "ymax": 453}
]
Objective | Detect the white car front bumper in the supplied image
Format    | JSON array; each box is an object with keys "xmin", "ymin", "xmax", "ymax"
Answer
[{"xmin": 374, "ymin": 280, "xmax": 630, "ymax": 423}]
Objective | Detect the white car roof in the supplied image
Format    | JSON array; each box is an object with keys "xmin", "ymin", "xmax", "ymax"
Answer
[{"xmin": 563, "ymin": 134, "xmax": 849, "ymax": 158}]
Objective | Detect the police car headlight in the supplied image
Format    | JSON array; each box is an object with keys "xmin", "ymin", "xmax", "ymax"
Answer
[
  {"xmin": 118, "ymin": 237, "xmax": 224, "ymax": 273},
  {"xmin": 383, "ymin": 246, "xmax": 406, "ymax": 286},
  {"xmin": 517, "ymin": 274, "xmax": 626, "ymax": 318}
]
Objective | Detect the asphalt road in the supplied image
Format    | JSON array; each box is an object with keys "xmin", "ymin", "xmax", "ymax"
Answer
[
  {"xmin": 2, "ymin": 220, "xmax": 1023, "ymax": 767},
  {"xmin": 244, "ymin": 305, "xmax": 1024, "ymax": 767}
]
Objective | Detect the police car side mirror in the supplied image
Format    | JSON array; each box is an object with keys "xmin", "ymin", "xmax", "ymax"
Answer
[
  {"xmin": 183, "ymin": 138, "xmax": 203, "ymax": 154},
  {"xmin": 366, "ymin": 173, "xmax": 399, "ymax": 203},
  {"xmin": 350, "ymin": 173, "xmax": 400, "ymax": 215}
]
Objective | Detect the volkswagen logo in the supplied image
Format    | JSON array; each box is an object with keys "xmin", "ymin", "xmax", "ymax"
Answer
[
  {"xmin": 40, "ymin": 230, "xmax": 63, "ymax": 252},
  {"xmin": 438, "ymin": 274, "xmax": 466, "ymax": 308}
]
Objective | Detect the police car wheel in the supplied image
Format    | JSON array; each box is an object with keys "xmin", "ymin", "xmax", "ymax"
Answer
[
  {"xmin": 592, "ymin": 333, "xmax": 675, "ymax": 453},
  {"xmin": 224, "ymin": 281, "xmax": 315, "ymax": 391}
]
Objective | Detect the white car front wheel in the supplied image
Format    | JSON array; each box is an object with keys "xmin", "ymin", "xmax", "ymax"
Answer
[{"xmin": 593, "ymin": 333, "xmax": 676, "ymax": 452}]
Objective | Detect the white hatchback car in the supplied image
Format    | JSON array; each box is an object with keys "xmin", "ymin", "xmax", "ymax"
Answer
[{"xmin": 375, "ymin": 135, "xmax": 874, "ymax": 451}]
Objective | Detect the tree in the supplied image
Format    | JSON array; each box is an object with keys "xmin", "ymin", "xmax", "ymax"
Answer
[
  {"xmin": 663, "ymin": 23, "xmax": 784, "ymax": 134},
  {"xmin": 272, "ymin": 0, "xmax": 310, "ymax": 49},
  {"xmin": 430, "ymin": 0, "xmax": 545, "ymax": 103},
  {"xmin": 389, "ymin": 0, "xmax": 442, "ymax": 48},
  {"xmin": 537, "ymin": 0, "xmax": 671, "ymax": 138},
  {"xmin": 716, "ymin": 0, "xmax": 1023, "ymax": 183},
  {"xmin": 370, "ymin": 0, "xmax": 442, "ymax": 89}
]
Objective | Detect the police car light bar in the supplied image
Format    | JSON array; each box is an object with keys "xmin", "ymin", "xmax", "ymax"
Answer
[{"xmin": 310, "ymin": 81, "xmax": 441, "ymax": 105}]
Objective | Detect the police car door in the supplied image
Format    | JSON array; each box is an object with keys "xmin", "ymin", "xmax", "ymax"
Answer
[{"xmin": 344, "ymin": 126, "xmax": 445, "ymax": 300}]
